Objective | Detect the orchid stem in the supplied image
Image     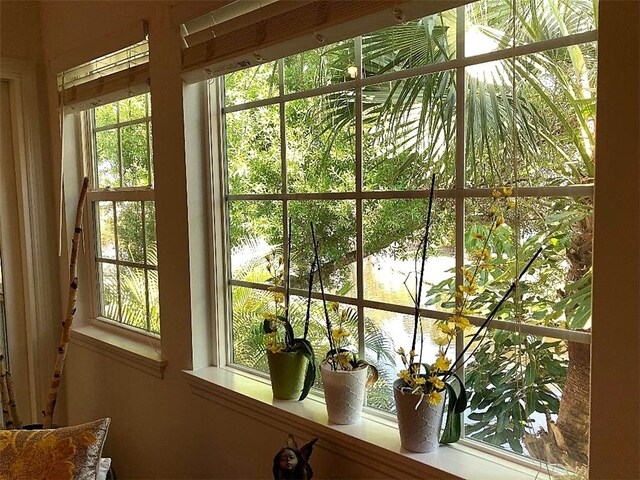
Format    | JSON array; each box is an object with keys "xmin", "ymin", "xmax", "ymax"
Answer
[
  {"xmin": 284, "ymin": 216, "xmax": 293, "ymax": 348},
  {"xmin": 412, "ymin": 174, "xmax": 436, "ymax": 354},
  {"xmin": 310, "ymin": 222, "xmax": 336, "ymax": 370},
  {"xmin": 303, "ymin": 258, "xmax": 316, "ymax": 341}
]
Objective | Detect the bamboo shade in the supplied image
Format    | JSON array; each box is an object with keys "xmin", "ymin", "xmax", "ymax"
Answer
[
  {"xmin": 182, "ymin": 1, "xmax": 305, "ymax": 48},
  {"xmin": 181, "ymin": 0, "xmax": 470, "ymax": 83},
  {"xmin": 58, "ymin": 63, "xmax": 150, "ymax": 111},
  {"xmin": 57, "ymin": 34, "xmax": 150, "ymax": 111}
]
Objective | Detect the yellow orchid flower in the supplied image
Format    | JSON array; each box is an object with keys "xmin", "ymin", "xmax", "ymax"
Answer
[
  {"xmin": 429, "ymin": 376, "xmax": 445, "ymax": 390},
  {"xmin": 428, "ymin": 391, "xmax": 443, "ymax": 405},
  {"xmin": 459, "ymin": 283, "xmax": 478, "ymax": 295},
  {"xmin": 434, "ymin": 334, "xmax": 451, "ymax": 346},
  {"xmin": 438, "ymin": 322, "xmax": 456, "ymax": 336},
  {"xmin": 434, "ymin": 354, "xmax": 451, "ymax": 372},
  {"xmin": 451, "ymin": 315, "xmax": 471, "ymax": 330}
]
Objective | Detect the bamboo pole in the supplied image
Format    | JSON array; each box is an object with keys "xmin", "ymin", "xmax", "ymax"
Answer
[
  {"xmin": 5, "ymin": 368, "xmax": 21, "ymax": 429},
  {"xmin": 43, "ymin": 177, "xmax": 89, "ymax": 428},
  {"xmin": 0, "ymin": 353, "xmax": 14, "ymax": 429}
]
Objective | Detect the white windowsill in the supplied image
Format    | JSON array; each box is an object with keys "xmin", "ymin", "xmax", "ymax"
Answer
[
  {"xmin": 71, "ymin": 322, "xmax": 167, "ymax": 379},
  {"xmin": 183, "ymin": 366, "xmax": 546, "ymax": 480}
]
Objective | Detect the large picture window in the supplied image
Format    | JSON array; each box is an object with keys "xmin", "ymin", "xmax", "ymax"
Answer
[
  {"xmin": 86, "ymin": 93, "xmax": 160, "ymax": 334},
  {"xmin": 218, "ymin": 0, "xmax": 596, "ymax": 471}
]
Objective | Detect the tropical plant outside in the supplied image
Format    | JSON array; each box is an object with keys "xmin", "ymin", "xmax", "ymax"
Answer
[{"xmin": 223, "ymin": 0, "xmax": 595, "ymax": 473}]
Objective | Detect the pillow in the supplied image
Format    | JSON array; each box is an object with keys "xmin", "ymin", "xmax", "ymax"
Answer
[{"xmin": 0, "ymin": 418, "xmax": 111, "ymax": 480}]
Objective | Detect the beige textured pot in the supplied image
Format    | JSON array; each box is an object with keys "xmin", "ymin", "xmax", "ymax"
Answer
[
  {"xmin": 393, "ymin": 379, "xmax": 444, "ymax": 453},
  {"xmin": 320, "ymin": 363, "xmax": 369, "ymax": 424}
]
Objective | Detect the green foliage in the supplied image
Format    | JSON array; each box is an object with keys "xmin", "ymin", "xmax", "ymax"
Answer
[
  {"xmin": 465, "ymin": 332, "xmax": 567, "ymax": 454},
  {"xmin": 219, "ymin": 0, "xmax": 597, "ymax": 464}
]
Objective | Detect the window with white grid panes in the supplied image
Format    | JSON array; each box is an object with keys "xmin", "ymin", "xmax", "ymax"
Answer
[
  {"xmin": 87, "ymin": 93, "xmax": 159, "ymax": 335},
  {"xmin": 215, "ymin": 0, "xmax": 596, "ymax": 471}
]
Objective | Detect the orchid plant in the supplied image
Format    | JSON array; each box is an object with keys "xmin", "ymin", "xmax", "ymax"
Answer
[
  {"xmin": 262, "ymin": 217, "xmax": 316, "ymax": 401},
  {"xmin": 395, "ymin": 178, "xmax": 542, "ymax": 444},
  {"xmin": 310, "ymin": 223, "xmax": 378, "ymax": 385}
]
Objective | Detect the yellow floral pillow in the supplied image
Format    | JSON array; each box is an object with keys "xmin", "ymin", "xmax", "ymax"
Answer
[{"xmin": 0, "ymin": 418, "xmax": 110, "ymax": 480}]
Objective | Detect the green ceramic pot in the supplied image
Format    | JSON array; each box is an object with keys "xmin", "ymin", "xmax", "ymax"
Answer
[{"xmin": 267, "ymin": 350, "xmax": 310, "ymax": 400}]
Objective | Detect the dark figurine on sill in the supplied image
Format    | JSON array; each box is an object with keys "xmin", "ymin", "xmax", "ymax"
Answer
[{"xmin": 272, "ymin": 435, "xmax": 318, "ymax": 480}]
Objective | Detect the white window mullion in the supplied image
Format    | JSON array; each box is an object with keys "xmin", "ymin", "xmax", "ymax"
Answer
[
  {"xmin": 455, "ymin": 5, "xmax": 467, "ymax": 392},
  {"xmin": 354, "ymin": 36, "xmax": 365, "ymax": 360}
]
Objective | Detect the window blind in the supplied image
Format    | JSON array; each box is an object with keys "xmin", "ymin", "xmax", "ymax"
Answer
[
  {"xmin": 58, "ymin": 36, "xmax": 150, "ymax": 111},
  {"xmin": 180, "ymin": 0, "xmax": 471, "ymax": 83}
]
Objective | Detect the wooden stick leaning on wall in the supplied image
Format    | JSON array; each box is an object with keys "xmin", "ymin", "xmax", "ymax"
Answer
[
  {"xmin": 0, "ymin": 352, "xmax": 15, "ymax": 429},
  {"xmin": 43, "ymin": 177, "xmax": 89, "ymax": 428},
  {"xmin": 4, "ymin": 359, "xmax": 21, "ymax": 428}
]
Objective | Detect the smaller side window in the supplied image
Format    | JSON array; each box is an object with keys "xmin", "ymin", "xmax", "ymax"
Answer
[{"xmin": 87, "ymin": 93, "xmax": 160, "ymax": 335}]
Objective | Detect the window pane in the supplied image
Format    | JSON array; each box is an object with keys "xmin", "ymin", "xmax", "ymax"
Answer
[
  {"xmin": 226, "ymin": 105, "xmax": 281, "ymax": 195},
  {"xmin": 289, "ymin": 200, "xmax": 356, "ymax": 297},
  {"xmin": 119, "ymin": 265, "xmax": 147, "ymax": 330},
  {"xmin": 515, "ymin": 0, "xmax": 597, "ymax": 46},
  {"xmin": 148, "ymin": 269, "xmax": 160, "ymax": 334},
  {"xmin": 463, "ymin": 196, "xmax": 592, "ymax": 330},
  {"xmin": 363, "ymin": 9, "xmax": 457, "ymax": 77},
  {"xmin": 144, "ymin": 201, "xmax": 157, "ymax": 266},
  {"xmin": 116, "ymin": 201, "xmax": 144, "ymax": 264},
  {"xmin": 363, "ymin": 71, "xmax": 456, "ymax": 191},
  {"xmin": 94, "ymin": 103, "xmax": 117, "ymax": 128},
  {"xmin": 363, "ymin": 308, "xmax": 441, "ymax": 412},
  {"xmin": 465, "ymin": 331, "xmax": 589, "ymax": 472},
  {"xmin": 148, "ymin": 122, "xmax": 154, "ymax": 184},
  {"xmin": 465, "ymin": 0, "xmax": 514, "ymax": 57},
  {"xmin": 362, "ymin": 312, "xmax": 397, "ymax": 413},
  {"xmin": 95, "ymin": 201, "xmax": 115, "ymax": 260},
  {"xmin": 229, "ymin": 201, "xmax": 282, "ymax": 280},
  {"xmin": 364, "ymin": 198, "xmax": 455, "ymax": 308},
  {"xmin": 286, "ymin": 92, "xmax": 355, "ymax": 193},
  {"xmin": 97, "ymin": 261, "xmax": 118, "ymax": 321},
  {"xmin": 95, "ymin": 129, "xmax": 119, "ymax": 188},
  {"xmin": 231, "ymin": 285, "xmax": 271, "ymax": 373},
  {"xmin": 121, "ymin": 123, "xmax": 150, "ymax": 187},
  {"xmin": 119, "ymin": 94, "xmax": 148, "ymax": 122},
  {"xmin": 465, "ymin": 43, "xmax": 597, "ymax": 187},
  {"xmin": 225, "ymin": 61, "xmax": 279, "ymax": 106},
  {"xmin": 284, "ymin": 39, "xmax": 355, "ymax": 93}
]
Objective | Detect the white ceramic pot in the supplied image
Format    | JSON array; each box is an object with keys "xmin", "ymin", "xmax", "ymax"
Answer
[
  {"xmin": 321, "ymin": 363, "xmax": 368, "ymax": 424},
  {"xmin": 393, "ymin": 379, "xmax": 444, "ymax": 453}
]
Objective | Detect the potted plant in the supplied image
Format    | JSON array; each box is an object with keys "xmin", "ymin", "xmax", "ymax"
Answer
[
  {"xmin": 393, "ymin": 179, "xmax": 543, "ymax": 452},
  {"xmin": 309, "ymin": 223, "xmax": 379, "ymax": 424},
  {"xmin": 263, "ymin": 218, "xmax": 316, "ymax": 401}
]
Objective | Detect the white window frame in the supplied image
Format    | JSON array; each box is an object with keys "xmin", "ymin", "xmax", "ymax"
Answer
[
  {"xmin": 82, "ymin": 93, "xmax": 160, "ymax": 337},
  {"xmin": 209, "ymin": 4, "xmax": 596, "ymax": 469}
]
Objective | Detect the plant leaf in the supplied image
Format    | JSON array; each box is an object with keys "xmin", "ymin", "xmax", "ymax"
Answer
[{"xmin": 293, "ymin": 338, "xmax": 316, "ymax": 401}]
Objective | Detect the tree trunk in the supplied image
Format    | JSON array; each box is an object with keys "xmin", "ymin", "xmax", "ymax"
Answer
[{"xmin": 525, "ymin": 206, "xmax": 592, "ymax": 469}]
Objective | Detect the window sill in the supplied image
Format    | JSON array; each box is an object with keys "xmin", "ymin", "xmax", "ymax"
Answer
[
  {"xmin": 71, "ymin": 323, "xmax": 166, "ymax": 379},
  {"xmin": 182, "ymin": 366, "xmax": 543, "ymax": 480}
]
